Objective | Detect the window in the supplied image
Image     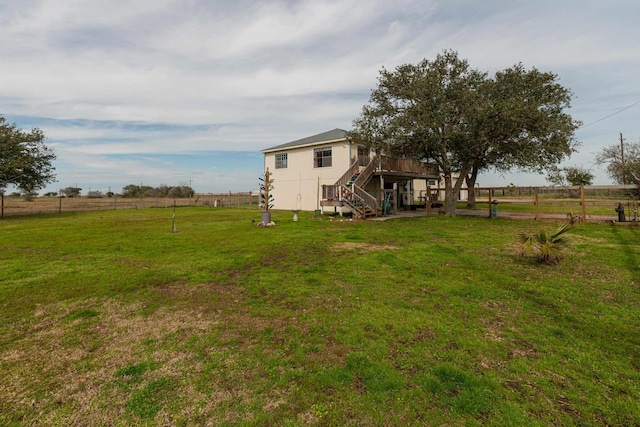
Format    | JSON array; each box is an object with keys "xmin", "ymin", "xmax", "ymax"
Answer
[
  {"xmin": 428, "ymin": 180, "xmax": 437, "ymax": 187},
  {"xmin": 357, "ymin": 145, "xmax": 370, "ymax": 166},
  {"xmin": 314, "ymin": 146, "xmax": 332, "ymax": 168},
  {"xmin": 275, "ymin": 153, "xmax": 288, "ymax": 169}
]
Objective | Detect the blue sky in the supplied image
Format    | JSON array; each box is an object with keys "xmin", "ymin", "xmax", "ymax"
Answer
[{"xmin": 1, "ymin": 0, "xmax": 639, "ymax": 194}]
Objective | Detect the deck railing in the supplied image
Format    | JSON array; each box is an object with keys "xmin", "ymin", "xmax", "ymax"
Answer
[
  {"xmin": 322, "ymin": 184, "xmax": 339, "ymax": 201},
  {"xmin": 379, "ymin": 156, "xmax": 438, "ymax": 175}
]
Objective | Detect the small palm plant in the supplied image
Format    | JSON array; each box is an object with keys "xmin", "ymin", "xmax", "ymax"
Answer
[{"xmin": 518, "ymin": 222, "xmax": 575, "ymax": 264}]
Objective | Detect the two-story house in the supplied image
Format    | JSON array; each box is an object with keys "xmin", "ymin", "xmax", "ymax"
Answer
[{"xmin": 261, "ymin": 128, "xmax": 444, "ymax": 217}]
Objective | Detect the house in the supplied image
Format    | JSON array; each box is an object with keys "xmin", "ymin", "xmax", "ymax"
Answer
[{"xmin": 261, "ymin": 128, "xmax": 444, "ymax": 217}]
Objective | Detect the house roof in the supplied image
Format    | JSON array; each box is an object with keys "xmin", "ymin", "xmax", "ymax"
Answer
[{"xmin": 261, "ymin": 128, "xmax": 349, "ymax": 153}]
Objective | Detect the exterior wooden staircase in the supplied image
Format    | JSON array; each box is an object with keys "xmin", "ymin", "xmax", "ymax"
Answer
[
  {"xmin": 331, "ymin": 156, "xmax": 379, "ymax": 218},
  {"xmin": 322, "ymin": 154, "xmax": 439, "ymax": 218}
]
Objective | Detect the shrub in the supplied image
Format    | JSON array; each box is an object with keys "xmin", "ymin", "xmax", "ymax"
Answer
[{"xmin": 518, "ymin": 222, "xmax": 574, "ymax": 264}]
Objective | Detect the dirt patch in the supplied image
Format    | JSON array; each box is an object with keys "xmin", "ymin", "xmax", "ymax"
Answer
[{"xmin": 331, "ymin": 242, "xmax": 398, "ymax": 252}]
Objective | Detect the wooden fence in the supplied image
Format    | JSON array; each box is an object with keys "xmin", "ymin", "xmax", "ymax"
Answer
[{"xmin": 452, "ymin": 185, "xmax": 639, "ymax": 222}]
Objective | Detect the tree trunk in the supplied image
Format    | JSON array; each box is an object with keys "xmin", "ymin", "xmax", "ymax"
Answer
[
  {"xmin": 465, "ymin": 164, "xmax": 479, "ymax": 209},
  {"xmin": 443, "ymin": 174, "xmax": 457, "ymax": 216},
  {"xmin": 443, "ymin": 162, "xmax": 473, "ymax": 216}
]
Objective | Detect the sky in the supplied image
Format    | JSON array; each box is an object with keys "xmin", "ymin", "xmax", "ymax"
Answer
[{"xmin": 1, "ymin": 0, "xmax": 639, "ymax": 195}]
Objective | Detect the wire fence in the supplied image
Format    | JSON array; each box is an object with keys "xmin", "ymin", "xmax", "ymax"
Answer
[
  {"xmin": 195, "ymin": 192, "xmax": 259, "ymax": 209},
  {"xmin": 2, "ymin": 186, "xmax": 638, "ymax": 222},
  {"xmin": 0, "ymin": 192, "xmax": 260, "ymax": 218}
]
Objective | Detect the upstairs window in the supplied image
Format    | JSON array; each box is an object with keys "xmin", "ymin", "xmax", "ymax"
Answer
[
  {"xmin": 275, "ymin": 153, "xmax": 288, "ymax": 169},
  {"xmin": 314, "ymin": 146, "xmax": 332, "ymax": 168},
  {"xmin": 357, "ymin": 145, "xmax": 370, "ymax": 166}
]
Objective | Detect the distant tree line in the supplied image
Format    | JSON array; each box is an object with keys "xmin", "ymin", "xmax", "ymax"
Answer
[
  {"xmin": 120, "ymin": 184, "xmax": 195, "ymax": 198},
  {"xmin": 37, "ymin": 184, "xmax": 195, "ymax": 199}
]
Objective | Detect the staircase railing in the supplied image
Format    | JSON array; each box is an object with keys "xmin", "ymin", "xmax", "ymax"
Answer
[
  {"xmin": 353, "ymin": 155, "xmax": 378, "ymax": 187},
  {"xmin": 339, "ymin": 184, "xmax": 377, "ymax": 217},
  {"xmin": 340, "ymin": 188, "xmax": 368, "ymax": 217},
  {"xmin": 334, "ymin": 157, "xmax": 359, "ymax": 187},
  {"xmin": 351, "ymin": 184, "xmax": 377, "ymax": 214}
]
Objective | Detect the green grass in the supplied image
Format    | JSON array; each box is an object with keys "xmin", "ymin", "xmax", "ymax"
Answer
[{"xmin": 1, "ymin": 207, "xmax": 639, "ymax": 425}]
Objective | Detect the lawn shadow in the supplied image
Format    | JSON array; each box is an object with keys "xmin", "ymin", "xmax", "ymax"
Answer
[{"xmin": 610, "ymin": 225, "xmax": 639, "ymax": 282}]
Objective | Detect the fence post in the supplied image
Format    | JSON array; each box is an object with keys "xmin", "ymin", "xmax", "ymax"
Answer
[
  {"xmin": 59, "ymin": 196, "xmax": 62, "ymax": 214},
  {"xmin": 488, "ymin": 189, "xmax": 493, "ymax": 218},
  {"xmin": 580, "ymin": 185, "xmax": 586, "ymax": 222},
  {"xmin": 1, "ymin": 193, "xmax": 4, "ymax": 218},
  {"xmin": 534, "ymin": 187, "xmax": 539, "ymax": 220}
]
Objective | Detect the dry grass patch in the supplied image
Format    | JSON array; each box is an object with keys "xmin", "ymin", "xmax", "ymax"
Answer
[
  {"xmin": 1, "ymin": 296, "xmax": 223, "ymax": 425},
  {"xmin": 1, "ymin": 279, "xmax": 346, "ymax": 425},
  {"xmin": 331, "ymin": 242, "xmax": 398, "ymax": 252}
]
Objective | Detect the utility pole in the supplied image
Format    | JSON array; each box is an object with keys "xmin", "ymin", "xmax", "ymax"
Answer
[{"xmin": 620, "ymin": 132, "xmax": 626, "ymax": 184}]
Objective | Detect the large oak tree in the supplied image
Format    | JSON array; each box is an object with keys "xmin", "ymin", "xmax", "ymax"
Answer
[
  {"xmin": 1, "ymin": 116, "xmax": 56, "ymax": 193},
  {"xmin": 351, "ymin": 50, "xmax": 580, "ymax": 215}
]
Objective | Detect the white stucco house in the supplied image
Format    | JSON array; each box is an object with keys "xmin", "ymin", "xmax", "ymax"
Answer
[{"xmin": 261, "ymin": 129, "xmax": 452, "ymax": 217}]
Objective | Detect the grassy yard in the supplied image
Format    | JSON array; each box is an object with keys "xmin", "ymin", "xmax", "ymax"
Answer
[{"xmin": 1, "ymin": 208, "xmax": 638, "ymax": 426}]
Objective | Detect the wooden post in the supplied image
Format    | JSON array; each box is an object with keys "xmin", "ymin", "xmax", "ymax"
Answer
[
  {"xmin": 59, "ymin": 196, "xmax": 63, "ymax": 214},
  {"xmin": 1, "ymin": 193, "xmax": 4, "ymax": 218},
  {"xmin": 316, "ymin": 177, "xmax": 320, "ymax": 212},
  {"xmin": 488, "ymin": 189, "xmax": 493, "ymax": 218},
  {"xmin": 534, "ymin": 187, "xmax": 539, "ymax": 220},
  {"xmin": 580, "ymin": 185, "xmax": 586, "ymax": 222},
  {"xmin": 426, "ymin": 187, "xmax": 431, "ymax": 215}
]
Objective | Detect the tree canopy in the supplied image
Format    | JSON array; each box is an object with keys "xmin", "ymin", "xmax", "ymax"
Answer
[
  {"xmin": 0, "ymin": 116, "xmax": 56, "ymax": 193},
  {"xmin": 60, "ymin": 187, "xmax": 82, "ymax": 198},
  {"xmin": 351, "ymin": 50, "xmax": 580, "ymax": 215},
  {"xmin": 595, "ymin": 138, "xmax": 640, "ymax": 185},
  {"xmin": 121, "ymin": 184, "xmax": 195, "ymax": 198},
  {"xmin": 546, "ymin": 166, "xmax": 594, "ymax": 186}
]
